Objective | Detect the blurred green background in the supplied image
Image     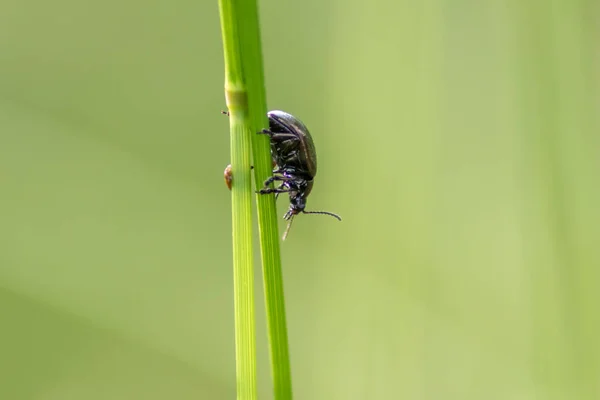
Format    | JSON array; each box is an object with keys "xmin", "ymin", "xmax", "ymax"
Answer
[{"xmin": 1, "ymin": 0, "xmax": 599, "ymax": 399}]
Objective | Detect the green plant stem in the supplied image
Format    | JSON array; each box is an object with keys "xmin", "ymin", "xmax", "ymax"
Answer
[
  {"xmin": 218, "ymin": 0, "xmax": 293, "ymax": 398},
  {"xmin": 218, "ymin": 0, "xmax": 257, "ymax": 398},
  {"xmin": 238, "ymin": 5, "xmax": 293, "ymax": 400}
]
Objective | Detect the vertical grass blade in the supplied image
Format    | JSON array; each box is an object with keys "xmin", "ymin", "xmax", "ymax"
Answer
[
  {"xmin": 218, "ymin": 0, "xmax": 292, "ymax": 398},
  {"xmin": 218, "ymin": 0, "xmax": 257, "ymax": 398},
  {"xmin": 238, "ymin": 4, "xmax": 294, "ymax": 400}
]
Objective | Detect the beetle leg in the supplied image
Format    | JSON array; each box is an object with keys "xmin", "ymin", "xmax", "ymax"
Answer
[
  {"xmin": 271, "ymin": 133, "xmax": 298, "ymax": 141},
  {"xmin": 281, "ymin": 151, "xmax": 299, "ymax": 164},
  {"xmin": 263, "ymin": 175, "xmax": 293, "ymax": 187},
  {"xmin": 258, "ymin": 129, "xmax": 298, "ymax": 141},
  {"xmin": 257, "ymin": 175, "xmax": 292, "ymax": 195},
  {"xmin": 274, "ymin": 182, "xmax": 287, "ymax": 200},
  {"xmin": 257, "ymin": 187, "xmax": 291, "ymax": 195},
  {"xmin": 258, "ymin": 128, "xmax": 273, "ymax": 136}
]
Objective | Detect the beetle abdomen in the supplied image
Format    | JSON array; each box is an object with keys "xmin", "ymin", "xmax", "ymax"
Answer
[{"xmin": 267, "ymin": 110, "xmax": 317, "ymax": 177}]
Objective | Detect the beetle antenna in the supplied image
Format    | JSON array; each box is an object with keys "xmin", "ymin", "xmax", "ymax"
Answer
[
  {"xmin": 282, "ymin": 215, "xmax": 295, "ymax": 241},
  {"xmin": 302, "ymin": 210, "xmax": 342, "ymax": 221}
]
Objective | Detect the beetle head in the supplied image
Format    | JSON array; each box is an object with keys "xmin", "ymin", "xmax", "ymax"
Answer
[
  {"xmin": 289, "ymin": 193, "xmax": 306, "ymax": 214},
  {"xmin": 281, "ymin": 196, "xmax": 342, "ymax": 241}
]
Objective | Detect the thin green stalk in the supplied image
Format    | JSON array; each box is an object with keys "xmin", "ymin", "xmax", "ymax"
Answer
[
  {"xmin": 218, "ymin": 0, "xmax": 256, "ymax": 398},
  {"xmin": 237, "ymin": 4, "xmax": 293, "ymax": 400},
  {"xmin": 218, "ymin": 0, "xmax": 292, "ymax": 399}
]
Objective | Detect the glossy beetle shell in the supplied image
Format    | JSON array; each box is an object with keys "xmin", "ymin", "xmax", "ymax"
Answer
[{"xmin": 267, "ymin": 110, "xmax": 317, "ymax": 179}]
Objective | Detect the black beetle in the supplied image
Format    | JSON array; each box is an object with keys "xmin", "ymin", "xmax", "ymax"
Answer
[{"xmin": 257, "ymin": 110, "xmax": 341, "ymax": 240}]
